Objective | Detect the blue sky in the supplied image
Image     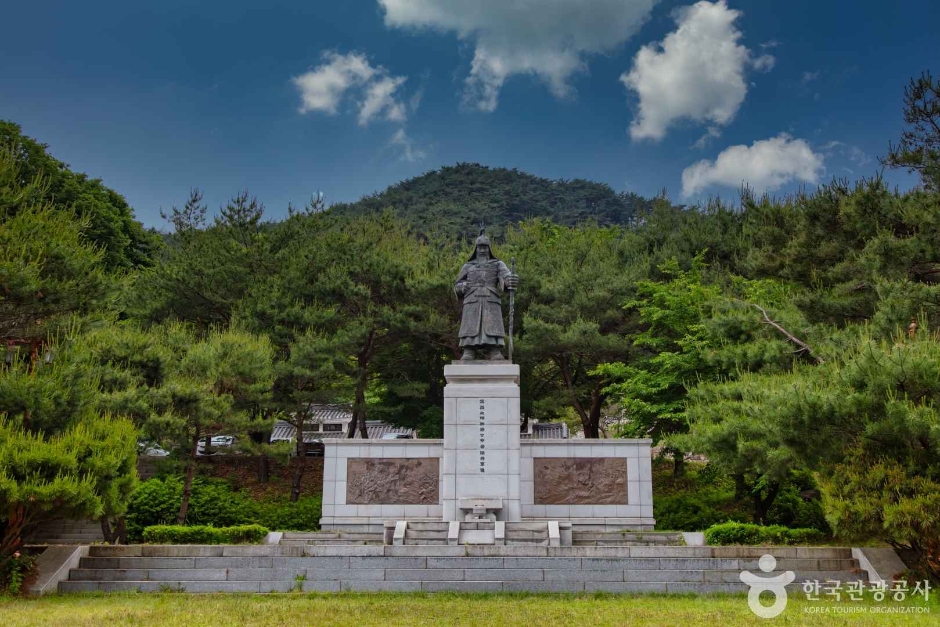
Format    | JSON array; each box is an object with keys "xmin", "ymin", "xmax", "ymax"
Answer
[{"xmin": 1, "ymin": 0, "xmax": 936, "ymax": 227}]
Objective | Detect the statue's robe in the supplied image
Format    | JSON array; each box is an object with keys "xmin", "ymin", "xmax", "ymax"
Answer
[{"xmin": 455, "ymin": 258, "xmax": 511, "ymax": 348}]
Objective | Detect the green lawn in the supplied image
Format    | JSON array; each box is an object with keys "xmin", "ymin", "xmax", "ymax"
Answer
[{"xmin": 2, "ymin": 593, "xmax": 935, "ymax": 626}]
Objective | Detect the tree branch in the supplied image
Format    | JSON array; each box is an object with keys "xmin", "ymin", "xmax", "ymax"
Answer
[{"xmin": 750, "ymin": 303, "xmax": 824, "ymax": 364}]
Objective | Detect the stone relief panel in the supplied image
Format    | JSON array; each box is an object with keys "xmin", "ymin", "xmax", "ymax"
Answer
[
  {"xmin": 346, "ymin": 458, "xmax": 440, "ymax": 505},
  {"xmin": 533, "ymin": 458, "xmax": 628, "ymax": 505}
]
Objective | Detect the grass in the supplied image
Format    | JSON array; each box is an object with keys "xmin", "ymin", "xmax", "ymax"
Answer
[{"xmin": 2, "ymin": 592, "xmax": 935, "ymax": 626}]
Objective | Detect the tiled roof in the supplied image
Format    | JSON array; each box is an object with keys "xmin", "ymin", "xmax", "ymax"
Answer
[
  {"xmin": 522, "ymin": 422, "xmax": 570, "ymax": 440},
  {"xmin": 365, "ymin": 421, "xmax": 415, "ymax": 439},
  {"xmin": 305, "ymin": 404, "xmax": 352, "ymax": 422},
  {"xmin": 269, "ymin": 419, "xmax": 415, "ymax": 442}
]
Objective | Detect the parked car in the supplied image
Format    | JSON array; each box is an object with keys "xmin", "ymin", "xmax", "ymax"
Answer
[
  {"xmin": 196, "ymin": 435, "xmax": 236, "ymax": 455},
  {"xmin": 137, "ymin": 441, "xmax": 170, "ymax": 457},
  {"xmin": 380, "ymin": 433, "xmax": 413, "ymax": 440}
]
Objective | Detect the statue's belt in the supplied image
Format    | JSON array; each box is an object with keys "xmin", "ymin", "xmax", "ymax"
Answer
[{"xmin": 464, "ymin": 285, "xmax": 501, "ymax": 298}]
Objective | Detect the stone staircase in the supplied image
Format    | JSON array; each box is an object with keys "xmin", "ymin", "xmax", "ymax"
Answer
[
  {"xmin": 279, "ymin": 531, "xmax": 384, "ymax": 546},
  {"xmin": 58, "ymin": 544, "xmax": 867, "ymax": 593},
  {"xmin": 27, "ymin": 519, "xmax": 104, "ymax": 545},
  {"xmin": 572, "ymin": 531, "xmax": 684, "ymax": 547}
]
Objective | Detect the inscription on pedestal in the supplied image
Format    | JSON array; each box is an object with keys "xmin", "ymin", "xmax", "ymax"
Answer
[
  {"xmin": 346, "ymin": 458, "xmax": 439, "ymax": 505},
  {"xmin": 479, "ymin": 399, "xmax": 486, "ymax": 473},
  {"xmin": 533, "ymin": 458, "xmax": 628, "ymax": 505}
]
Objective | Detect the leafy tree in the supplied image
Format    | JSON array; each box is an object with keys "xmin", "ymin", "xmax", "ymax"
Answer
[
  {"xmin": 881, "ymin": 71, "xmax": 940, "ymax": 192},
  {"xmin": 0, "ymin": 121, "xmax": 156, "ymax": 270},
  {"xmin": 281, "ymin": 212, "xmax": 426, "ymax": 438},
  {"xmin": 0, "ymin": 148, "xmax": 111, "ymax": 352},
  {"xmin": 688, "ymin": 327, "xmax": 940, "ymax": 571},
  {"xmin": 0, "ymin": 414, "xmax": 137, "ymax": 566},
  {"xmin": 509, "ymin": 221, "xmax": 646, "ymax": 437},
  {"xmin": 597, "ymin": 257, "xmax": 721, "ymax": 474},
  {"xmin": 236, "ymin": 212, "xmax": 352, "ymax": 500},
  {"xmin": 85, "ymin": 322, "xmax": 275, "ymax": 523},
  {"xmin": 130, "ymin": 189, "xmax": 270, "ymax": 328}
]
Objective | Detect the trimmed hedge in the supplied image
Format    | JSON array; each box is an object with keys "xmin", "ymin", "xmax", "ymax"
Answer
[
  {"xmin": 142, "ymin": 524, "xmax": 269, "ymax": 544},
  {"xmin": 704, "ymin": 522, "xmax": 826, "ymax": 546}
]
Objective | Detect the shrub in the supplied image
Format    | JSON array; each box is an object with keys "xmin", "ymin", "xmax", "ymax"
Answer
[
  {"xmin": 125, "ymin": 477, "xmax": 185, "ymax": 541},
  {"xmin": 0, "ymin": 552, "xmax": 38, "ymax": 595},
  {"xmin": 704, "ymin": 522, "xmax": 826, "ymax": 545},
  {"xmin": 654, "ymin": 493, "xmax": 746, "ymax": 531},
  {"xmin": 125, "ymin": 477, "xmax": 321, "ymax": 542},
  {"xmin": 256, "ymin": 496, "xmax": 322, "ymax": 531},
  {"xmin": 765, "ymin": 476, "xmax": 831, "ymax": 533},
  {"xmin": 142, "ymin": 524, "xmax": 269, "ymax": 544}
]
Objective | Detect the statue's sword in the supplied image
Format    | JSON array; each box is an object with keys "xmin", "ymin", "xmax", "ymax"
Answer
[{"xmin": 508, "ymin": 257, "xmax": 516, "ymax": 363}]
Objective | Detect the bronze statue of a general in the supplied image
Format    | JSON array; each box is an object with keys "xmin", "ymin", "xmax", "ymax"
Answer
[{"xmin": 454, "ymin": 229, "xmax": 519, "ymax": 361}]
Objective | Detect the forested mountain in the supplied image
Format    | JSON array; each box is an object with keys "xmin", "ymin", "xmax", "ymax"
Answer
[{"xmin": 330, "ymin": 163, "xmax": 652, "ymax": 238}]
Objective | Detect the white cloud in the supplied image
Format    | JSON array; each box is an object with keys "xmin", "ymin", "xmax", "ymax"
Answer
[
  {"xmin": 821, "ymin": 140, "xmax": 871, "ymax": 167},
  {"xmin": 752, "ymin": 54, "xmax": 776, "ymax": 72},
  {"xmin": 389, "ymin": 128, "xmax": 427, "ymax": 162},
  {"xmin": 801, "ymin": 70, "xmax": 820, "ymax": 84},
  {"xmin": 359, "ymin": 75, "xmax": 408, "ymax": 125},
  {"xmin": 292, "ymin": 51, "xmax": 410, "ymax": 126},
  {"xmin": 378, "ymin": 0, "xmax": 659, "ymax": 112},
  {"xmin": 692, "ymin": 126, "xmax": 722, "ymax": 149},
  {"xmin": 681, "ymin": 134, "xmax": 824, "ymax": 197},
  {"xmin": 621, "ymin": 0, "xmax": 774, "ymax": 141}
]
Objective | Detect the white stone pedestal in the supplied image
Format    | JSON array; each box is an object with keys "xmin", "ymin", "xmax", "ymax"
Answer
[{"xmin": 442, "ymin": 363, "xmax": 521, "ymax": 522}]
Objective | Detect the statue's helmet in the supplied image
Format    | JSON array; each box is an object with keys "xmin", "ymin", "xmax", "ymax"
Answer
[{"xmin": 468, "ymin": 227, "xmax": 497, "ymax": 261}]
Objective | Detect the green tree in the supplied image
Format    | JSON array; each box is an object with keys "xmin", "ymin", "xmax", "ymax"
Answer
[
  {"xmin": 597, "ymin": 257, "xmax": 720, "ymax": 474},
  {"xmin": 881, "ymin": 71, "xmax": 940, "ymax": 192},
  {"xmin": 0, "ymin": 121, "xmax": 156, "ymax": 270},
  {"xmin": 510, "ymin": 221, "xmax": 646, "ymax": 437},
  {"xmin": 282, "ymin": 213, "xmax": 426, "ymax": 438},
  {"xmin": 85, "ymin": 322, "xmax": 275, "ymax": 523},
  {"xmin": 130, "ymin": 189, "xmax": 269, "ymax": 328},
  {"xmin": 0, "ymin": 148, "xmax": 111, "ymax": 353}
]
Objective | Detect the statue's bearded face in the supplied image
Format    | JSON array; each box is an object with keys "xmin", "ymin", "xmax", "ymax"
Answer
[{"xmin": 476, "ymin": 244, "xmax": 490, "ymax": 259}]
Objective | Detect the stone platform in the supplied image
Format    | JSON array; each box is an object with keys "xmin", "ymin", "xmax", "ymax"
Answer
[
  {"xmin": 320, "ymin": 363, "xmax": 655, "ymax": 532},
  {"xmin": 57, "ymin": 544, "xmax": 867, "ymax": 594}
]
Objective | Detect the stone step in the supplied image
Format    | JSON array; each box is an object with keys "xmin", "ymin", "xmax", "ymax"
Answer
[
  {"xmin": 404, "ymin": 522, "xmax": 451, "ymax": 532},
  {"xmin": 404, "ymin": 530, "xmax": 449, "ymax": 540},
  {"xmin": 505, "ymin": 531, "xmax": 549, "ymax": 540},
  {"xmin": 281, "ymin": 533, "xmax": 382, "ymax": 541},
  {"xmin": 280, "ymin": 539, "xmax": 384, "ymax": 546},
  {"xmin": 51, "ymin": 579, "xmax": 820, "ymax": 594},
  {"xmin": 58, "ymin": 569, "xmax": 868, "ymax": 594}
]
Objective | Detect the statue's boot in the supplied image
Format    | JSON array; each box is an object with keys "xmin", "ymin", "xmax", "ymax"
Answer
[
  {"xmin": 460, "ymin": 348, "xmax": 476, "ymax": 361},
  {"xmin": 487, "ymin": 347, "xmax": 505, "ymax": 361}
]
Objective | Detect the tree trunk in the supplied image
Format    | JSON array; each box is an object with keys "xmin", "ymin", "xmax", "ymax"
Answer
[
  {"xmin": 258, "ymin": 454, "xmax": 270, "ymax": 484},
  {"xmin": 290, "ymin": 412, "xmax": 307, "ymax": 503},
  {"xmin": 203, "ymin": 433, "xmax": 212, "ymax": 456},
  {"xmin": 347, "ymin": 330, "xmax": 374, "ymax": 440},
  {"xmin": 100, "ymin": 516, "xmax": 127, "ymax": 545},
  {"xmin": 355, "ymin": 377, "xmax": 369, "ymax": 439},
  {"xmin": 177, "ymin": 426, "xmax": 201, "ymax": 524},
  {"xmin": 100, "ymin": 517, "xmax": 114, "ymax": 544},
  {"xmin": 558, "ymin": 357, "xmax": 599, "ymax": 438},
  {"xmin": 752, "ymin": 480, "xmax": 781, "ymax": 524},
  {"xmin": 114, "ymin": 517, "xmax": 127, "ymax": 545},
  {"xmin": 671, "ymin": 448, "xmax": 686, "ymax": 477},
  {"xmin": 733, "ymin": 473, "xmax": 749, "ymax": 501},
  {"xmin": 0, "ymin": 505, "xmax": 28, "ymax": 563}
]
